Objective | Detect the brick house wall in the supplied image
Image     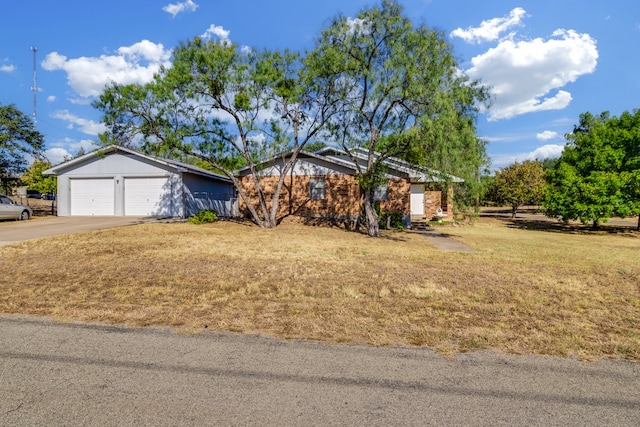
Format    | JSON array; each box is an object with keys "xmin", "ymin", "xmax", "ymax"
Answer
[
  {"xmin": 383, "ymin": 178, "xmax": 411, "ymax": 214},
  {"xmin": 423, "ymin": 184, "xmax": 454, "ymax": 220},
  {"xmin": 238, "ymin": 175, "xmax": 412, "ymax": 221}
]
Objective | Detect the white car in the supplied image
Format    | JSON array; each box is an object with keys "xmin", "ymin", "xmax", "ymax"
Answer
[{"xmin": 0, "ymin": 195, "xmax": 32, "ymax": 220}]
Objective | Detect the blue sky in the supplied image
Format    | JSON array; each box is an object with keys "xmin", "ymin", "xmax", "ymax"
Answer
[{"xmin": 2, "ymin": 0, "xmax": 639, "ymax": 170}]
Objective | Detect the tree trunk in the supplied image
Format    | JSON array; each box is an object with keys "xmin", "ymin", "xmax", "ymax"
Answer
[
  {"xmin": 363, "ymin": 191, "xmax": 380, "ymax": 237},
  {"xmin": 511, "ymin": 205, "xmax": 517, "ymax": 218},
  {"xmin": 637, "ymin": 214, "xmax": 639, "ymax": 231},
  {"xmin": 234, "ymin": 183, "xmax": 275, "ymax": 229},
  {"xmin": 262, "ymin": 215, "xmax": 277, "ymax": 228},
  {"xmin": 268, "ymin": 150, "xmax": 301, "ymax": 227}
]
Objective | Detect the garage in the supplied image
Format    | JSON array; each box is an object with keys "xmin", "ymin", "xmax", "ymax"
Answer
[
  {"xmin": 124, "ymin": 177, "xmax": 170, "ymax": 216},
  {"xmin": 44, "ymin": 145, "xmax": 236, "ymax": 218},
  {"xmin": 70, "ymin": 178, "xmax": 115, "ymax": 216}
]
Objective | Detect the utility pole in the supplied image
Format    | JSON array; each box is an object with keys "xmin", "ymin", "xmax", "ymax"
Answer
[{"xmin": 30, "ymin": 46, "xmax": 37, "ymax": 126}]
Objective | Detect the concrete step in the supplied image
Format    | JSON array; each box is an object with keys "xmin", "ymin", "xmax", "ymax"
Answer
[{"xmin": 410, "ymin": 222, "xmax": 432, "ymax": 231}]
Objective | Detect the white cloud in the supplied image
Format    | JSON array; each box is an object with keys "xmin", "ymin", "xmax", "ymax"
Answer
[
  {"xmin": 536, "ymin": 130, "xmax": 559, "ymax": 141},
  {"xmin": 550, "ymin": 117, "xmax": 575, "ymax": 126},
  {"xmin": 47, "ymin": 95, "xmax": 56, "ymax": 102},
  {"xmin": 465, "ymin": 28, "xmax": 598, "ymax": 120},
  {"xmin": 491, "ymin": 143, "xmax": 565, "ymax": 170},
  {"xmin": 346, "ymin": 18, "xmax": 370, "ymax": 35},
  {"xmin": 117, "ymin": 40, "xmax": 171, "ymax": 63},
  {"xmin": 1, "ymin": 64, "xmax": 15, "ymax": 73},
  {"xmin": 480, "ymin": 134, "xmax": 528, "ymax": 144},
  {"xmin": 50, "ymin": 110, "xmax": 106, "ymax": 136},
  {"xmin": 45, "ymin": 139, "xmax": 99, "ymax": 165},
  {"xmin": 163, "ymin": 0, "xmax": 198, "ymax": 17},
  {"xmin": 68, "ymin": 97, "xmax": 93, "ymax": 105},
  {"xmin": 451, "ymin": 7, "xmax": 526, "ymax": 44},
  {"xmin": 199, "ymin": 24, "xmax": 250, "ymax": 52},
  {"xmin": 44, "ymin": 147, "xmax": 73, "ymax": 165},
  {"xmin": 42, "ymin": 40, "xmax": 172, "ymax": 98},
  {"xmin": 200, "ymin": 24, "xmax": 231, "ymax": 44},
  {"xmin": 528, "ymin": 144, "xmax": 565, "ymax": 160}
]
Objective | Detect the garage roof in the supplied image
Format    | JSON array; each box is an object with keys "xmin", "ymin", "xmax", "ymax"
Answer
[{"xmin": 43, "ymin": 145, "xmax": 232, "ymax": 183}]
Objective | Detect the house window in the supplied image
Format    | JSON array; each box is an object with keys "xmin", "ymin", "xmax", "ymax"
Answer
[
  {"xmin": 373, "ymin": 184, "xmax": 388, "ymax": 201},
  {"xmin": 309, "ymin": 178, "xmax": 326, "ymax": 200}
]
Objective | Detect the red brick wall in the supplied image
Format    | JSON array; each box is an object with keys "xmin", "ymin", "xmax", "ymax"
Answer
[
  {"xmin": 238, "ymin": 175, "xmax": 412, "ymax": 220},
  {"xmin": 239, "ymin": 174, "xmax": 361, "ymax": 219},
  {"xmin": 238, "ymin": 174, "xmax": 456, "ymax": 222},
  {"xmin": 423, "ymin": 184, "xmax": 454, "ymax": 220},
  {"xmin": 381, "ymin": 178, "xmax": 410, "ymax": 214}
]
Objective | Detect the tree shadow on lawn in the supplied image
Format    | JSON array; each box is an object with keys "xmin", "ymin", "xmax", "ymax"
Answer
[
  {"xmin": 495, "ymin": 216, "xmax": 639, "ymax": 237},
  {"xmin": 378, "ymin": 231, "xmax": 410, "ymax": 242}
]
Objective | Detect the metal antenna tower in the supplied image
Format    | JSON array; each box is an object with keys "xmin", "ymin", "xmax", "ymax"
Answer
[{"xmin": 30, "ymin": 46, "xmax": 37, "ymax": 126}]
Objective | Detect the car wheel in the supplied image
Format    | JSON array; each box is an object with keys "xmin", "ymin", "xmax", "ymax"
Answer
[{"xmin": 20, "ymin": 210, "xmax": 30, "ymax": 220}]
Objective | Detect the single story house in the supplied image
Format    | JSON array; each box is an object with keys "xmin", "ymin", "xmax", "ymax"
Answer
[
  {"xmin": 44, "ymin": 145, "xmax": 236, "ymax": 217},
  {"xmin": 236, "ymin": 147, "xmax": 462, "ymax": 226}
]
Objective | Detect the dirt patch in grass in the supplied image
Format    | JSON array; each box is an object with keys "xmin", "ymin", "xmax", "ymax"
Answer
[{"xmin": 1, "ymin": 218, "xmax": 638, "ymax": 360}]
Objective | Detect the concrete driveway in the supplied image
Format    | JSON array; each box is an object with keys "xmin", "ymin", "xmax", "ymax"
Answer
[{"xmin": 0, "ymin": 216, "xmax": 150, "ymax": 246}]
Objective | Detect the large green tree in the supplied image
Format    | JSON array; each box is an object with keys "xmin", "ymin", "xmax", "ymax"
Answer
[
  {"xmin": 95, "ymin": 40, "xmax": 338, "ymax": 227},
  {"xmin": 307, "ymin": 0, "xmax": 488, "ymax": 236},
  {"xmin": 21, "ymin": 160, "xmax": 57, "ymax": 195},
  {"xmin": 493, "ymin": 160, "xmax": 546, "ymax": 218},
  {"xmin": 0, "ymin": 104, "xmax": 44, "ymax": 186},
  {"xmin": 613, "ymin": 110, "xmax": 640, "ymax": 229},
  {"xmin": 545, "ymin": 110, "xmax": 640, "ymax": 229},
  {"xmin": 410, "ymin": 101, "xmax": 490, "ymax": 216}
]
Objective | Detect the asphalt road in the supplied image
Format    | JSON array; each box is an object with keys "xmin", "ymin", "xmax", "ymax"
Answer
[{"xmin": 1, "ymin": 315, "xmax": 638, "ymax": 426}]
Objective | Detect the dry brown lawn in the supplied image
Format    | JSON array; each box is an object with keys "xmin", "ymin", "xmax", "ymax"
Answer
[{"xmin": 1, "ymin": 217, "xmax": 638, "ymax": 360}]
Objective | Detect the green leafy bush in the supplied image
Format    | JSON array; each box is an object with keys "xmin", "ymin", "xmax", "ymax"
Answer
[
  {"xmin": 359, "ymin": 203, "xmax": 405, "ymax": 230},
  {"xmin": 379, "ymin": 211, "xmax": 405, "ymax": 229},
  {"xmin": 189, "ymin": 209, "xmax": 218, "ymax": 224}
]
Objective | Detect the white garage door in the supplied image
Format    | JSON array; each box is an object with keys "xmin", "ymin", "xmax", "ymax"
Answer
[
  {"xmin": 70, "ymin": 178, "xmax": 115, "ymax": 216},
  {"xmin": 124, "ymin": 177, "xmax": 170, "ymax": 216}
]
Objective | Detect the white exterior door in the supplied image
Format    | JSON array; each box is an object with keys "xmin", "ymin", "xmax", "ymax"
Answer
[
  {"xmin": 410, "ymin": 184, "xmax": 425, "ymax": 216},
  {"xmin": 124, "ymin": 177, "xmax": 170, "ymax": 216},
  {"xmin": 70, "ymin": 178, "xmax": 115, "ymax": 216}
]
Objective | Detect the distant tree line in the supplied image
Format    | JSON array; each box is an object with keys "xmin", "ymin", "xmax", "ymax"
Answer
[{"xmin": 483, "ymin": 109, "xmax": 640, "ymax": 230}]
